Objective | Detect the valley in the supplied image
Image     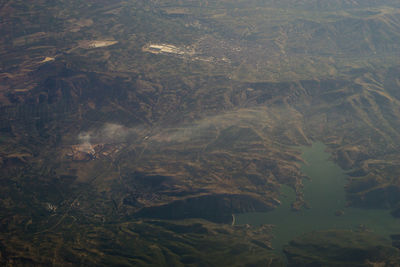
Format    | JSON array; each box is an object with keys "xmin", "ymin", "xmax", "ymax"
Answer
[{"xmin": 1, "ymin": 0, "xmax": 400, "ymax": 265}]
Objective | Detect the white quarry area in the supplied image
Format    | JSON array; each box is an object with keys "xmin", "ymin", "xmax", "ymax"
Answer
[
  {"xmin": 142, "ymin": 42, "xmax": 234, "ymax": 64},
  {"xmin": 77, "ymin": 40, "xmax": 119, "ymax": 49},
  {"xmin": 89, "ymin": 40, "xmax": 118, "ymax": 48},
  {"xmin": 143, "ymin": 43, "xmax": 194, "ymax": 56}
]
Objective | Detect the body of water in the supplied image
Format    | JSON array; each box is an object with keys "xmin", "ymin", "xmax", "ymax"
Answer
[{"xmin": 235, "ymin": 142, "xmax": 400, "ymax": 251}]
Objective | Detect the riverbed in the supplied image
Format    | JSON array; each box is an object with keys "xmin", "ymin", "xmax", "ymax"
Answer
[{"xmin": 235, "ymin": 142, "xmax": 400, "ymax": 251}]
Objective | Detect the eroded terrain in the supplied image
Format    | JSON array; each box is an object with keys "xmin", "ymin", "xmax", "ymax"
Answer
[{"xmin": 1, "ymin": 0, "xmax": 400, "ymax": 265}]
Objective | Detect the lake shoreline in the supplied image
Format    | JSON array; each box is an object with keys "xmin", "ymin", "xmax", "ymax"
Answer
[{"xmin": 235, "ymin": 142, "xmax": 400, "ymax": 253}]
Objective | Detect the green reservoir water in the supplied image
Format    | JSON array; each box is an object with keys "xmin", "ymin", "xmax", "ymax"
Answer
[{"xmin": 235, "ymin": 142, "xmax": 400, "ymax": 251}]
